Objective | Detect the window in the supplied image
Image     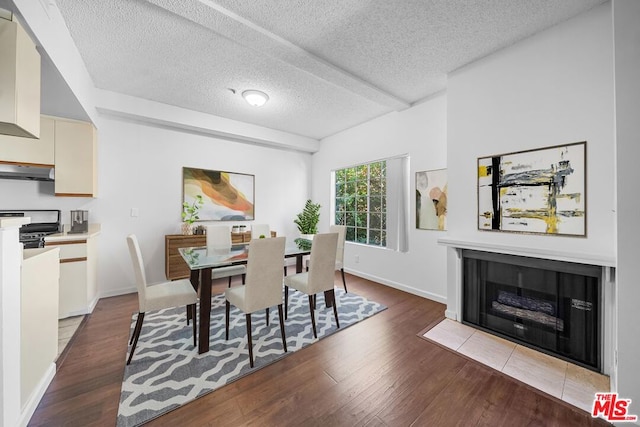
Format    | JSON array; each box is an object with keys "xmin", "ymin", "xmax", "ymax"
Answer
[
  {"xmin": 333, "ymin": 156, "xmax": 410, "ymax": 252},
  {"xmin": 334, "ymin": 161, "xmax": 387, "ymax": 246}
]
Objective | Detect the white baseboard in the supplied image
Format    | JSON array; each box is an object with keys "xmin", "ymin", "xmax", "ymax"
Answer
[
  {"xmin": 445, "ymin": 309, "xmax": 458, "ymax": 321},
  {"xmin": 99, "ymin": 286, "xmax": 136, "ymax": 299},
  {"xmin": 344, "ymin": 268, "xmax": 447, "ymax": 304},
  {"xmin": 19, "ymin": 363, "xmax": 56, "ymax": 427},
  {"xmin": 87, "ymin": 294, "xmax": 100, "ymax": 313}
]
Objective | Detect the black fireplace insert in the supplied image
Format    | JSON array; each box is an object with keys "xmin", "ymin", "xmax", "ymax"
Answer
[{"xmin": 462, "ymin": 250, "xmax": 601, "ymax": 371}]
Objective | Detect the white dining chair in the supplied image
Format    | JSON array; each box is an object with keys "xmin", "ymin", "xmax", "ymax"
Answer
[
  {"xmin": 330, "ymin": 225, "xmax": 348, "ymax": 292},
  {"xmin": 126, "ymin": 234, "xmax": 198, "ymax": 365},
  {"xmin": 206, "ymin": 225, "xmax": 247, "ymax": 287},
  {"xmin": 305, "ymin": 225, "xmax": 348, "ymax": 292},
  {"xmin": 225, "ymin": 236, "xmax": 287, "ymax": 368},
  {"xmin": 250, "ymin": 223, "xmax": 271, "ymax": 239},
  {"xmin": 251, "ymin": 223, "xmax": 289, "ymax": 275},
  {"xmin": 284, "ymin": 232, "xmax": 339, "ymax": 338}
]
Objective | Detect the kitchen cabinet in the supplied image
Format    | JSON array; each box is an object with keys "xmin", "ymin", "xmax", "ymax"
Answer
[
  {"xmin": 0, "ymin": 14, "xmax": 40, "ymax": 139},
  {"xmin": 0, "ymin": 115, "xmax": 97, "ymax": 197},
  {"xmin": 21, "ymin": 246, "xmax": 59, "ymax": 409},
  {"xmin": 44, "ymin": 224, "xmax": 100, "ymax": 319},
  {"xmin": 54, "ymin": 118, "xmax": 98, "ymax": 197},
  {"xmin": 0, "ymin": 116, "xmax": 54, "ymax": 165}
]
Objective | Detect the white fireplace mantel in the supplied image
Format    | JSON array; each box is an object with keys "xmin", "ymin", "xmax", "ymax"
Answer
[{"xmin": 438, "ymin": 237, "xmax": 616, "ymax": 268}]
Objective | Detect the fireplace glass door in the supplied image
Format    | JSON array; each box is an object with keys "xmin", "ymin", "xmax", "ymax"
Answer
[{"xmin": 462, "ymin": 250, "xmax": 601, "ymax": 371}]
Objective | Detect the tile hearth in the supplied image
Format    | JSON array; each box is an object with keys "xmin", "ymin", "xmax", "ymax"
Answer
[{"xmin": 423, "ymin": 318, "xmax": 610, "ymax": 413}]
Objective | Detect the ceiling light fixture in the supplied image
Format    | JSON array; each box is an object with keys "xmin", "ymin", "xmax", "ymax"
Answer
[{"xmin": 242, "ymin": 90, "xmax": 269, "ymax": 107}]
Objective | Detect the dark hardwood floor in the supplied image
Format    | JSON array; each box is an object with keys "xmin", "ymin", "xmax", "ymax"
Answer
[{"xmin": 30, "ymin": 274, "xmax": 610, "ymax": 426}]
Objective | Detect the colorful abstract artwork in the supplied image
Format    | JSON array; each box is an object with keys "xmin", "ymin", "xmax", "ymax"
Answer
[
  {"xmin": 416, "ymin": 169, "xmax": 447, "ymax": 231},
  {"xmin": 477, "ymin": 141, "xmax": 586, "ymax": 236},
  {"xmin": 183, "ymin": 167, "xmax": 254, "ymax": 221}
]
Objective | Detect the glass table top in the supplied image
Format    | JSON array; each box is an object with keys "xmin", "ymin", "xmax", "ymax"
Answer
[{"xmin": 178, "ymin": 240, "xmax": 311, "ymax": 270}]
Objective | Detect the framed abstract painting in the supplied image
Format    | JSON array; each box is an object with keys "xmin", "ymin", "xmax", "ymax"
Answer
[
  {"xmin": 477, "ymin": 141, "xmax": 586, "ymax": 236},
  {"xmin": 416, "ymin": 168, "xmax": 447, "ymax": 231},
  {"xmin": 183, "ymin": 167, "xmax": 255, "ymax": 221}
]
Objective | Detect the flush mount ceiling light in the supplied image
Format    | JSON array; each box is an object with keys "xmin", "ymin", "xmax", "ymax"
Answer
[{"xmin": 242, "ymin": 90, "xmax": 269, "ymax": 107}]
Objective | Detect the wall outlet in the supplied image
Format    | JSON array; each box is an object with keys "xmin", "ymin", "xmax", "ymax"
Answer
[
  {"xmin": 131, "ymin": 208, "xmax": 139, "ymax": 217},
  {"xmin": 354, "ymin": 254, "xmax": 359, "ymax": 263}
]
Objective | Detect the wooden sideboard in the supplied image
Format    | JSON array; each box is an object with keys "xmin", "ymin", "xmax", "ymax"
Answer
[{"xmin": 165, "ymin": 231, "xmax": 276, "ymax": 280}]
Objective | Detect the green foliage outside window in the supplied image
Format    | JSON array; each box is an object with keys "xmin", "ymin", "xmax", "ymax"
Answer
[{"xmin": 334, "ymin": 161, "xmax": 386, "ymax": 246}]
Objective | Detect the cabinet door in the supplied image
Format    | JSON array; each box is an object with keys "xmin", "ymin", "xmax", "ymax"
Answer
[
  {"xmin": 0, "ymin": 17, "xmax": 40, "ymax": 139},
  {"xmin": 165, "ymin": 235, "xmax": 206, "ymax": 280},
  {"xmin": 54, "ymin": 119, "xmax": 97, "ymax": 197},
  {"xmin": 21, "ymin": 249, "xmax": 59, "ymax": 407},
  {"xmin": 58, "ymin": 260, "xmax": 87, "ymax": 318},
  {"xmin": 0, "ymin": 116, "xmax": 54, "ymax": 165}
]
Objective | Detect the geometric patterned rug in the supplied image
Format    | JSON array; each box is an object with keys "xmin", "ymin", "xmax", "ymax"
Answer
[{"xmin": 116, "ymin": 287, "xmax": 386, "ymax": 426}]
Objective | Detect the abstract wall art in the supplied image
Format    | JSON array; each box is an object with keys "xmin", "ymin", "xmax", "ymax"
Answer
[
  {"xmin": 183, "ymin": 167, "xmax": 255, "ymax": 221},
  {"xmin": 416, "ymin": 168, "xmax": 447, "ymax": 231},
  {"xmin": 477, "ymin": 141, "xmax": 586, "ymax": 236}
]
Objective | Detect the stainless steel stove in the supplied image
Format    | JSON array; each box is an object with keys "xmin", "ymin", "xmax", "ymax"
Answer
[{"xmin": 0, "ymin": 210, "xmax": 62, "ymax": 248}]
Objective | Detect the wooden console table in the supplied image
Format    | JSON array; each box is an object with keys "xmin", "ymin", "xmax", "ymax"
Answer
[{"xmin": 165, "ymin": 231, "xmax": 276, "ymax": 280}]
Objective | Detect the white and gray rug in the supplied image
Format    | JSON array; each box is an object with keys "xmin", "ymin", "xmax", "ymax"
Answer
[{"xmin": 117, "ymin": 288, "xmax": 386, "ymax": 426}]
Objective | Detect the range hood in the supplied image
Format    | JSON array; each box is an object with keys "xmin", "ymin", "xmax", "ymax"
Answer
[{"xmin": 0, "ymin": 164, "xmax": 54, "ymax": 181}]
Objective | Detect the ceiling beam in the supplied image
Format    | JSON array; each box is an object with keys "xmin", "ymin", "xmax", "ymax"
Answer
[
  {"xmin": 142, "ymin": 0, "xmax": 410, "ymax": 111},
  {"xmin": 94, "ymin": 89, "xmax": 320, "ymax": 153}
]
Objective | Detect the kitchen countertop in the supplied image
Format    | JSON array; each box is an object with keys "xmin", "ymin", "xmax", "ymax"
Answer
[{"xmin": 44, "ymin": 223, "xmax": 101, "ymax": 242}]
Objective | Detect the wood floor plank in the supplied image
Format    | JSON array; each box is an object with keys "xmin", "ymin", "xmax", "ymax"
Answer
[
  {"xmin": 375, "ymin": 346, "xmax": 469, "ymax": 425},
  {"xmin": 28, "ymin": 273, "xmax": 611, "ymax": 427}
]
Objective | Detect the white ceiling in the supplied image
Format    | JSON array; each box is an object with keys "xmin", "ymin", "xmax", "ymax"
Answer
[{"xmin": 19, "ymin": 0, "xmax": 610, "ymax": 139}]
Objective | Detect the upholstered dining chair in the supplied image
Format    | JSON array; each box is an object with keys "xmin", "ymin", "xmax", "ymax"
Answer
[
  {"xmin": 329, "ymin": 225, "xmax": 348, "ymax": 292},
  {"xmin": 251, "ymin": 223, "xmax": 288, "ymax": 275},
  {"xmin": 126, "ymin": 234, "xmax": 198, "ymax": 365},
  {"xmin": 225, "ymin": 236, "xmax": 287, "ymax": 368},
  {"xmin": 250, "ymin": 223, "xmax": 271, "ymax": 239},
  {"xmin": 206, "ymin": 225, "xmax": 247, "ymax": 287},
  {"xmin": 284, "ymin": 232, "xmax": 339, "ymax": 338},
  {"xmin": 305, "ymin": 225, "xmax": 348, "ymax": 292}
]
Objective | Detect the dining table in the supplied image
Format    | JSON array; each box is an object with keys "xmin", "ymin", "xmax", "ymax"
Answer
[{"xmin": 179, "ymin": 239, "xmax": 317, "ymax": 354}]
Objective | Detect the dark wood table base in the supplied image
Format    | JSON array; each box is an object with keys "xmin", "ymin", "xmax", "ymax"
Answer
[{"xmin": 190, "ymin": 251, "xmax": 330, "ymax": 354}]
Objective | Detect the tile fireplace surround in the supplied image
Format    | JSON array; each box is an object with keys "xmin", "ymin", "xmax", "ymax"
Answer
[
  {"xmin": 438, "ymin": 237, "xmax": 616, "ymax": 392},
  {"xmin": 423, "ymin": 318, "xmax": 610, "ymax": 413}
]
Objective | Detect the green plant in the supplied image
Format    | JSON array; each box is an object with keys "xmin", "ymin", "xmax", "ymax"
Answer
[
  {"xmin": 294, "ymin": 199, "xmax": 321, "ymax": 234},
  {"xmin": 294, "ymin": 237, "xmax": 312, "ymax": 250},
  {"xmin": 182, "ymin": 195, "xmax": 204, "ymax": 224}
]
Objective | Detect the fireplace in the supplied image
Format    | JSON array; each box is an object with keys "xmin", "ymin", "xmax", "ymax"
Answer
[{"xmin": 462, "ymin": 249, "xmax": 601, "ymax": 371}]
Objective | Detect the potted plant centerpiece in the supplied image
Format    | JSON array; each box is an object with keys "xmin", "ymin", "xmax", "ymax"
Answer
[
  {"xmin": 181, "ymin": 194, "xmax": 203, "ymax": 235},
  {"xmin": 294, "ymin": 199, "xmax": 320, "ymax": 249}
]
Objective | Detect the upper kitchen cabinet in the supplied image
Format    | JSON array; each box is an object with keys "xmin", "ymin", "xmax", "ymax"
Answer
[
  {"xmin": 54, "ymin": 118, "xmax": 97, "ymax": 197},
  {"xmin": 0, "ymin": 116, "xmax": 54, "ymax": 165},
  {"xmin": 0, "ymin": 12, "xmax": 40, "ymax": 139}
]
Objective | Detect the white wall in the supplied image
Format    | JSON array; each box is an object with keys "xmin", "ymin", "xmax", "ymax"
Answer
[
  {"xmin": 446, "ymin": 2, "xmax": 615, "ymax": 312},
  {"xmin": 613, "ymin": 0, "xmax": 640, "ymax": 419},
  {"xmin": 447, "ymin": 2, "xmax": 615, "ymax": 253},
  {"xmin": 93, "ymin": 116, "xmax": 312, "ymax": 295},
  {"xmin": 313, "ymin": 93, "xmax": 448, "ymax": 302},
  {"xmin": 1, "ymin": 116, "xmax": 312, "ymax": 296}
]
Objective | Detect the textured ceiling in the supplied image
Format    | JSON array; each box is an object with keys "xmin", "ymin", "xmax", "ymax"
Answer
[{"xmin": 50, "ymin": 0, "xmax": 605, "ymax": 139}]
